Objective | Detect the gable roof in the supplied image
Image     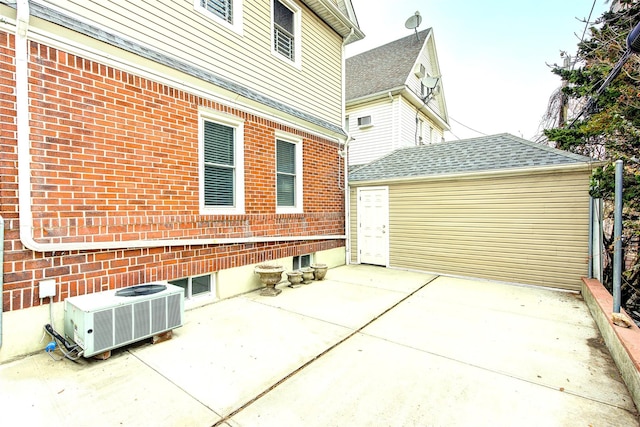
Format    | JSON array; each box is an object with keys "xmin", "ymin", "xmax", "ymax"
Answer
[
  {"xmin": 349, "ymin": 133, "xmax": 594, "ymax": 183},
  {"xmin": 346, "ymin": 29, "xmax": 432, "ymax": 101}
]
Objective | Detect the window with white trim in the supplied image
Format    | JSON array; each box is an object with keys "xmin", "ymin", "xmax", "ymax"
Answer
[
  {"xmin": 200, "ymin": 112, "xmax": 245, "ymax": 214},
  {"xmin": 357, "ymin": 115, "xmax": 373, "ymax": 128},
  {"xmin": 272, "ymin": 0, "xmax": 301, "ymax": 67},
  {"xmin": 195, "ymin": 0, "xmax": 243, "ymax": 34},
  {"xmin": 276, "ymin": 132, "xmax": 303, "ymax": 213}
]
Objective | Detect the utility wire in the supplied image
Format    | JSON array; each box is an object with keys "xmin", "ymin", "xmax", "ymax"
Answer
[
  {"xmin": 449, "ymin": 115, "xmax": 488, "ymax": 137},
  {"xmin": 580, "ymin": 0, "xmax": 598, "ymax": 49}
]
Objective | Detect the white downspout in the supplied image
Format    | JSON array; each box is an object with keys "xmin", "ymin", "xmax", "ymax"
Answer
[
  {"xmin": 342, "ymin": 27, "xmax": 355, "ymax": 265},
  {"xmin": 343, "ymin": 137, "xmax": 352, "ymax": 265},
  {"xmin": 14, "ymin": 1, "xmax": 344, "ymax": 252},
  {"xmin": 16, "ymin": 0, "xmax": 34, "ymax": 251}
]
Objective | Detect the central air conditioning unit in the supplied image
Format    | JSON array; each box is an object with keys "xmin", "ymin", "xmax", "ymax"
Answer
[{"xmin": 64, "ymin": 282, "xmax": 184, "ymax": 358}]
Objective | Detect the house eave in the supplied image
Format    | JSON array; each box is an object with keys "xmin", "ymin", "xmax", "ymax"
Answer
[
  {"xmin": 301, "ymin": 0, "xmax": 364, "ymax": 44},
  {"xmin": 402, "ymin": 87, "xmax": 450, "ymax": 131},
  {"xmin": 346, "ymin": 86, "xmax": 450, "ymax": 132},
  {"xmin": 346, "ymin": 86, "xmax": 406, "ymax": 107},
  {"xmin": 349, "ymin": 161, "xmax": 600, "ymax": 187}
]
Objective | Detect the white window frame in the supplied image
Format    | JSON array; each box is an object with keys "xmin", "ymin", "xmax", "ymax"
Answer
[
  {"xmin": 357, "ymin": 115, "xmax": 373, "ymax": 129},
  {"xmin": 194, "ymin": 0, "xmax": 244, "ymax": 35},
  {"xmin": 275, "ymin": 131, "xmax": 303, "ymax": 214},
  {"xmin": 199, "ymin": 109, "xmax": 245, "ymax": 215},
  {"xmin": 169, "ymin": 273, "xmax": 216, "ymax": 307},
  {"xmin": 293, "ymin": 254, "xmax": 312, "ymax": 270},
  {"xmin": 271, "ymin": 0, "xmax": 302, "ymax": 69}
]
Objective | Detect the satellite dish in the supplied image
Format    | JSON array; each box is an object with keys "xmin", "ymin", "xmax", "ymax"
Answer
[
  {"xmin": 404, "ymin": 11, "xmax": 422, "ymax": 30},
  {"xmin": 421, "ymin": 76, "xmax": 439, "ymax": 89}
]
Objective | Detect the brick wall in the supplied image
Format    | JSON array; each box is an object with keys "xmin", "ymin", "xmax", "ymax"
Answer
[{"xmin": 0, "ymin": 32, "xmax": 346, "ymax": 312}]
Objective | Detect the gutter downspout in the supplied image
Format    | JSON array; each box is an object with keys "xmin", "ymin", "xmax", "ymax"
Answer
[
  {"xmin": 342, "ymin": 28, "xmax": 354, "ymax": 265},
  {"xmin": 14, "ymin": 1, "xmax": 344, "ymax": 252},
  {"xmin": 343, "ymin": 136, "xmax": 352, "ymax": 265}
]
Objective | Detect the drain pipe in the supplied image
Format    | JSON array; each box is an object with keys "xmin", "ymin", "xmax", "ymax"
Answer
[
  {"xmin": 343, "ymin": 136, "xmax": 352, "ymax": 265},
  {"xmin": 0, "ymin": 215, "xmax": 4, "ymax": 348},
  {"xmin": 14, "ymin": 0, "xmax": 343, "ymax": 252},
  {"xmin": 612, "ymin": 160, "xmax": 623, "ymax": 313}
]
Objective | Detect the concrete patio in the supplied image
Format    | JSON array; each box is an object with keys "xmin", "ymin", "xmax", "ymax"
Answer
[{"xmin": 0, "ymin": 265, "xmax": 637, "ymax": 426}]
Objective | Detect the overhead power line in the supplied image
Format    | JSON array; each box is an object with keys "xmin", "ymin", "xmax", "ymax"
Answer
[{"xmin": 448, "ymin": 115, "xmax": 487, "ymax": 137}]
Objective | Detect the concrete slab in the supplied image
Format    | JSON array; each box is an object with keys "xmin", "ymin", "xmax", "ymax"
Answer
[
  {"xmin": 0, "ymin": 350, "xmax": 218, "ymax": 426},
  {"xmin": 363, "ymin": 276, "xmax": 636, "ymax": 411},
  {"xmin": 0, "ymin": 266, "xmax": 637, "ymax": 427},
  {"xmin": 322, "ymin": 264, "xmax": 437, "ymax": 293},
  {"xmin": 231, "ymin": 333, "xmax": 638, "ymax": 427},
  {"xmin": 242, "ymin": 273, "xmax": 433, "ymax": 329},
  {"xmin": 131, "ymin": 297, "xmax": 352, "ymax": 416}
]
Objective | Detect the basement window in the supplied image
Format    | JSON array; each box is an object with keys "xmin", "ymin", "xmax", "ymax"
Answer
[
  {"xmin": 169, "ymin": 274, "xmax": 213, "ymax": 300},
  {"xmin": 293, "ymin": 254, "xmax": 311, "ymax": 270}
]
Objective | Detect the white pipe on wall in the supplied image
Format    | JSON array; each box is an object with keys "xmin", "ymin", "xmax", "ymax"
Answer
[{"xmin": 14, "ymin": 1, "xmax": 344, "ymax": 254}]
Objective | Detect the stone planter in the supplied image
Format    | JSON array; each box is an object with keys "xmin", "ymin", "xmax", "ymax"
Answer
[
  {"xmin": 286, "ymin": 270, "xmax": 303, "ymax": 288},
  {"xmin": 255, "ymin": 264, "xmax": 284, "ymax": 296},
  {"xmin": 311, "ymin": 263, "xmax": 328, "ymax": 281},
  {"xmin": 300, "ymin": 267, "xmax": 315, "ymax": 284}
]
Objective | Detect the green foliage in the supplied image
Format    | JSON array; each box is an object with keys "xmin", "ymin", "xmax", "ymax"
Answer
[{"xmin": 545, "ymin": 2, "xmax": 640, "ymax": 311}]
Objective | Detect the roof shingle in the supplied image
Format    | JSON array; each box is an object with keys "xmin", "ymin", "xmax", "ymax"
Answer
[
  {"xmin": 348, "ymin": 133, "xmax": 594, "ymax": 182},
  {"xmin": 346, "ymin": 29, "xmax": 431, "ymax": 101}
]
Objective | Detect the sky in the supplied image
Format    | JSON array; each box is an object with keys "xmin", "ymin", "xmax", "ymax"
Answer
[{"xmin": 346, "ymin": 0, "xmax": 611, "ymax": 141}]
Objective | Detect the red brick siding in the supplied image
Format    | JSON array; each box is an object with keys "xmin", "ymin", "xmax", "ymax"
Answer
[{"xmin": 0, "ymin": 33, "xmax": 345, "ymax": 312}]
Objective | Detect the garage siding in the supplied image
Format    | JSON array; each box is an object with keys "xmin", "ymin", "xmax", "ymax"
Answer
[{"xmin": 387, "ymin": 169, "xmax": 591, "ymax": 290}]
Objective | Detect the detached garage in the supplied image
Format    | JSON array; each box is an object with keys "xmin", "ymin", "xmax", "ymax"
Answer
[{"xmin": 348, "ymin": 133, "xmax": 596, "ymax": 291}]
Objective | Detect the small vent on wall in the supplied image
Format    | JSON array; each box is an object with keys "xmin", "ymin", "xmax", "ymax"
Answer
[
  {"xmin": 357, "ymin": 115, "xmax": 373, "ymax": 128},
  {"xmin": 414, "ymin": 63, "xmax": 426, "ymax": 78}
]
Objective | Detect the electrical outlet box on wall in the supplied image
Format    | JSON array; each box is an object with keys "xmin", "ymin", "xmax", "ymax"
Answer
[{"xmin": 39, "ymin": 279, "xmax": 56, "ymax": 298}]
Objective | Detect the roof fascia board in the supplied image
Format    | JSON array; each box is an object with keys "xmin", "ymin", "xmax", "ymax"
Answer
[
  {"xmin": 301, "ymin": 0, "xmax": 364, "ymax": 43},
  {"xmin": 346, "ymin": 86, "xmax": 406, "ymax": 107},
  {"xmin": 349, "ymin": 161, "xmax": 601, "ymax": 186},
  {"xmin": 410, "ymin": 30, "xmax": 449, "ymax": 125},
  {"xmin": 425, "ymin": 31, "xmax": 449, "ymax": 123},
  {"xmin": 403, "ymin": 87, "xmax": 450, "ymax": 130}
]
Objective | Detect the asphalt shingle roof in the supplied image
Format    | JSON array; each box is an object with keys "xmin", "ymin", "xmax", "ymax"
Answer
[
  {"xmin": 346, "ymin": 29, "xmax": 431, "ymax": 101},
  {"xmin": 348, "ymin": 133, "xmax": 594, "ymax": 182}
]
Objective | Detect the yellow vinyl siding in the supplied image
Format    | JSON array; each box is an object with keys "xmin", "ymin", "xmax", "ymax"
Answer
[
  {"xmin": 389, "ymin": 170, "xmax": 590, "ymax": 290},
  {"xmin": 40, "ymin": 0, "xmax": 344, "ymax": 127},
  {"xmin": 347, "ymin": 99, "xmax": 396, "ymax": 165},
  {"xmin": 352, "ymin": 168, "xmax": 591, "ymax": 290}
]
